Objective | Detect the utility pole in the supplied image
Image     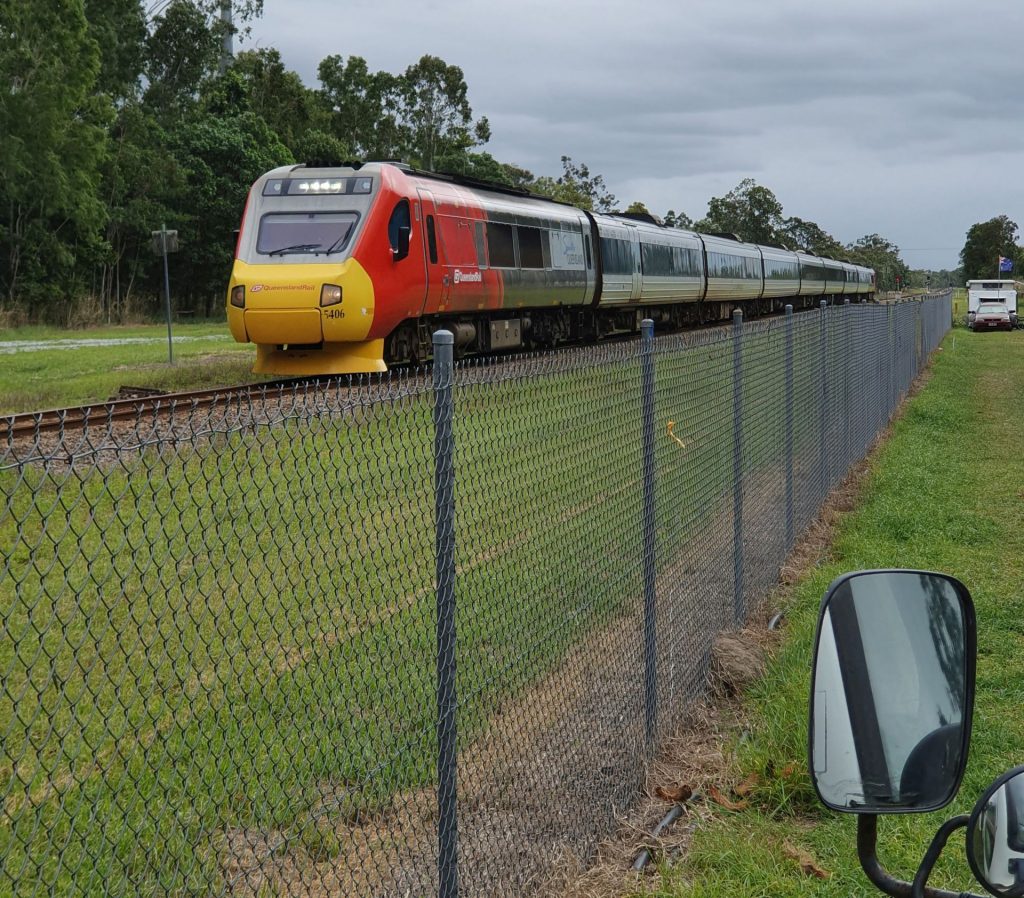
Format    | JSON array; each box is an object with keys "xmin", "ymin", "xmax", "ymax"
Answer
[{"xmin": 219, "ymin": 0, "xmax": 233, "ymax": 74}]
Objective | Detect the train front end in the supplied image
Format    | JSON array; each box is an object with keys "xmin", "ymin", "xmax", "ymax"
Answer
[{"xmin": 227, "ymin": 164, "xmax": 394, "ymax": 375}]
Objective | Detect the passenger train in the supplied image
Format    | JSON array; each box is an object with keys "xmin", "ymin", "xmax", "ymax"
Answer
[{"xmin": 226, "ymin": 162, "xmax": 875, "ymax": 374}]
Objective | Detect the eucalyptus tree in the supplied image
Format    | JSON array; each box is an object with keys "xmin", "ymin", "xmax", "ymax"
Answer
[
  {"xmin": 0, "ymin": 0, "xmax": 109, "ymax": 308},
  {"xmin": 697, "ymin": 178, "xmax": 784, "ymax": 245}
]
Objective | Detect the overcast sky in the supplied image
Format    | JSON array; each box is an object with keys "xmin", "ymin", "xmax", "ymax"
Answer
[{"xmin": 247, "ymin": 0, "xmax": 1024, "ymax": 270}]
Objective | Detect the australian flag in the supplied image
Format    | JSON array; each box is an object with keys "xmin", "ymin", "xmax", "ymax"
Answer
[{"xmin": 999, "ymin": 256, "xmax": 1014, "ymax": 273}]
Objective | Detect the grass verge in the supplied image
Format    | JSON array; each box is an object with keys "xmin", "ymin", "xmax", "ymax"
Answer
[
  {"xmin": 637, "ymin": 328, "xmax": 1024, "ymax": 897},
  {"xmin": 0, "ymin": 322, "xmax": 264, "ymax": 414}
]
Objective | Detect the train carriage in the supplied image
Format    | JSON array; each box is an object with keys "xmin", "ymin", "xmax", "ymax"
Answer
[
  {"xmin": 796, "ymin": 252, "xmax": 827, "ymax": 298},
  {"xmin": 227, "ymin": 161, "xmax": 874, "ymax": 374},
  {"xmin": 701, "ymin": 234, "xmax": 763, "ymax": 303},
  {"xmin": 760, "ymin": 246, "xmax": 801, "ymax": 300},
  {"xmin": 592, "ymin": 216, "xmax": 640, "ymax": 305},
  {"xmin": 822, "ymin": 259, "xmax": 847, "ymax": 297}
]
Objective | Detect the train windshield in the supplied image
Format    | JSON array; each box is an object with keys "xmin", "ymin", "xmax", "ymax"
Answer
[{"xmin": 256, "ymin": 212, "xmax": 359, "ymax": 256}]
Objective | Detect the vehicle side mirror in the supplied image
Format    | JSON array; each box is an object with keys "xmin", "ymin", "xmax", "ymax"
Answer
[
  {"xmin": 393, "ymin": 224, "xmax": 410, "ymax": 262},
  {"xmin": 808, "ymin": 570, "xmax": 976, "ymax": 814},
  {"xmin": 968, "ymin": 767, "xmax": 1024, "ymax": 897}
]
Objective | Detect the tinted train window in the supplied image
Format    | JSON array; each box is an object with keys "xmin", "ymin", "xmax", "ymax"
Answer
[
  {"xmin": 766, "ymin": 259, "xmax": 798, "ymax": 280},
  {"xmin": 601, "ymin": 237, "xmax": 634, "ymax": 275},
  {"xmin": 473, "ymin": 222, "xmax": 487, "ymax": 266},
  {"xmin": 388, "ymin": 200, "xmax": 411, "ymax": 253},
  {"xmin": 584, "ymin": 235, "xmax": 592, "ymax": 269},
  {"xmin": 518, "ymin": 226, "xmax": 544, "ymax": 269},
  {"xmin": 426, "ymin": 216, "xmax": 438, "ymax": 264},
  {"xmin": 708, "ymin": 252, "xmax": 740, "ymax": 278},
  {"xmin": 487, "ymin": 222, "xmax": 516, "ymax": 267}
]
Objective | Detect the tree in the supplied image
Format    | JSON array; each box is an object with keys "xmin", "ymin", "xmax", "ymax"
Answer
[
  {"xmin": 98, "ymin": 102, "xmax": 185, "ymax": 319},
  {"xmin": 230, "ymin": 48, "xmax": 325, "ymax": 151},
  {"xmin": 625, "ymin": 201, "xmax": 652, "ymax": 216},
  {"xmin": 317, "ymin": 55, "xmax": 403, "ymax": 160},
  {"xmin": 663, "ymin": 209, "xmax": 693, "ymax": 230},
  {"xmin": 847, "ymin": 234, "xmax": 909, "ymax": 292},
  {"xmin": 143, "ymin": 0, "xmax": 221, "ymax": 116},
  {"xmin": 170, "ymin": 111, "xmax": 292, "ymax": 313},
  {"xmin": 435, "ymin": 150, "xmax": 515, "ymax": 185},
  {"xmin": 84, "ymin": 0, "xmax": 147, "ymax": 102},
  {"xmin": 398, "ymin": 55, "xmax": 487, "ymax": 169},
  {"xmin": 697, "ymin": 179, "xmax": 784, "ymax": 244},
  {"xmin": 959, "ymin": 215, "xmax": 1019, "ymax": 280},
  {"xmin": 780, "ymin": 216, "xmax": 844, "ymax": 256},
  {"xmin": 0, "ymin": 0, "xmax": 110, "ymax": 306},
  {"xmin": 532, "ymin": 157, "xmax": 616, "ymax": 212}
]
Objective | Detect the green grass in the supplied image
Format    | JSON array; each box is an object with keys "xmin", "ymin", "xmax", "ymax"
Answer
[
  {"xmin": 0, "ymin": 303, "xmax": 946, "ymax": 897},
  {"xmin": 0, "ymin": 351, "xmax": 662, "ymax": 897},
  {"xmin": 0, "ymin": 322, "xmax": 265, "ymax": 414},
  {"xmin": 644, "ymin": 327, "xmax": 1024, "ymax": 897}
]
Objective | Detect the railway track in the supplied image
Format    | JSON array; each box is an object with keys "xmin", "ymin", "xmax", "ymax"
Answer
[
  {"xmin": 3, "ymin": 294, "xmax": 943, "ymax": 444},
  {"xmin": 1, "ymin": 378, "xmax": 313, "ymax": 441}
]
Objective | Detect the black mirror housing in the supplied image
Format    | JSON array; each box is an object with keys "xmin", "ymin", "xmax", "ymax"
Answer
[
  {"xmin": 967, "ymin": 766, "xmax": 1024, "ymax": 896},
  {"xmin": 808, "ymin": 569, "xmax": 976, "ymax": 815},
  {"xmin": 393, "ymin": 224, "xmax": 411, "ymax": 262}
]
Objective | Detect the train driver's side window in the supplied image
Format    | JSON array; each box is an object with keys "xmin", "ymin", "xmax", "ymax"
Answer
[{"xmin": 388, "ymin": 200, "xmax": 411, "ymax": 254}]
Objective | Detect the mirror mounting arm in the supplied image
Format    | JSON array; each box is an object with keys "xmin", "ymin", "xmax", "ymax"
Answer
[
  {"xmin": 858, "ymin": 815, "xmax": 984, "ymax": 898},
  {"xmin": 910, "ymin": 815, "xmax": 978, "ymax": 898}
]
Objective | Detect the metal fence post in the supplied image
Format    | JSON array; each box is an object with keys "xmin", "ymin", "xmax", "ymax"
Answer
[
  {"xmin": 731, "ymin": 309, "xmax": 743, "ymax": 623},
  {"xmin": 819, "ymin": 300, "xmax": 828, "ymax": 501},
  {"xmin": 887, "ymin": 303, "xmax": 895, "ymax": 416},
  {"xmin": 784, "ymin": 305, "xmax": 794, "ymax": 551},
  {"xmin": 843, "ymin": 299, "xmax": 850, "ymax": 471},
  {"xmin": 433, "ymin": 330, "xmax": 458, "ymax": 898},
  {"xmin": 640, "ymin": 319, "xmax": 657, "ymax": 747}
]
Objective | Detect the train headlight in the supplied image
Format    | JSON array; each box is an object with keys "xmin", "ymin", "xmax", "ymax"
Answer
[
  {"xmin": 320, "ymin": 284, "xmax": 342, "ymax": 307},
  {"xmin": 230, "ymin": 285, "xmax": 245, "ymax": 308}
]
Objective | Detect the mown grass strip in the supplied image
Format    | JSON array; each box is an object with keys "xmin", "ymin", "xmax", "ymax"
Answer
[
  {"xmin": 648, "ymin": 329, "xmax": 1024, "ymax": 897},
  {"xmin": 0, "ymin": 322, "xmax": 263, "ymax": 414}
]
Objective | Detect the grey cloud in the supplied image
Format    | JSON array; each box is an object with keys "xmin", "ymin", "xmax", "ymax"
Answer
[{"xmin": 247, "ymin": 0, "xmax": 1024, "ymax": 269}]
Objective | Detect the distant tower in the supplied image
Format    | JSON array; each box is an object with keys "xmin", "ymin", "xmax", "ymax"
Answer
[{"xmin": 219, "ymin": 0, "xmax": 233, "ymax": 73}]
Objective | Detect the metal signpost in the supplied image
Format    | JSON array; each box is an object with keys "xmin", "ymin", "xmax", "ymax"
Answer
[{"xmin": 151, "ymin": 225, "xmax": 179, "ymax": 364}]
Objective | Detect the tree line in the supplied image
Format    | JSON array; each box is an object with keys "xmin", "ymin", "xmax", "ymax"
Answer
[{"xmin": 1, "ymin": 0, "xmax": 973, "ymax": 326}]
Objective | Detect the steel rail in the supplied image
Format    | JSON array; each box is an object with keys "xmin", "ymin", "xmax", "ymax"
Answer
[{"xmin": 1, "ymin": 379, "xmax": 313, "ymax": 441}]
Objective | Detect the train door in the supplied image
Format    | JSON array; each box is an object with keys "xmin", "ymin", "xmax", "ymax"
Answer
[
  {"xmin": 416, "ymin": 188, "xmax": 451, "ymax": 314},
  {"xmin": 629, "ymin": 226, "xmax": 642, "ymax": 301}
]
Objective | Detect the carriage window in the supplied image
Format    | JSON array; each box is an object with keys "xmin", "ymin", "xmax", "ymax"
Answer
[
  {"xmin": 426, "ymin": 215, "xmax": 438, "ymax": 264},
  {"xmin": 518, "ymin": 226, "xmax": 544, "ymax": 269},
  {"xmin": 584, "ymin": 235, "xmax": 592, "ymax": 269},
  {"xmin": 487, "ymin": 222, "xmax": 516, "ymax": 267},
  {"xmin": 601, "ymin": 237, "xmax": 634, "ymax": 275},
  {"xmin": 388, "ymin": 200, "xmax": 411, "ymax": 253},
  {"xmin": 473, "ymin": 221, "xmax": 487, "ymax": 267}
]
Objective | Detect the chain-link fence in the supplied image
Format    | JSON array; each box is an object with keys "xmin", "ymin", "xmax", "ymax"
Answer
[{"xmin": 0, "ymin": 294, "xmax": 952, "ymax": 898}]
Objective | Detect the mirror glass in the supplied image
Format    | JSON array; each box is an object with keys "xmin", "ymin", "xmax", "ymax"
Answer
[
  {"xmin": 968, "ymin": 769, "xmax": 1024, "ymax": 896},
  {"xmin": 810, "ymin": 571, "xmax": 972, "ymax": 812}
]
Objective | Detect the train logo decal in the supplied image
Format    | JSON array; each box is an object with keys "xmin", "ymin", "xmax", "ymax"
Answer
[
  {"xmin": 551, "ymin": 232, "xmax": 585, "ymax": 269},
  {"xmin": 249, "ymin": 283, "xmax": 315, "ymax": 293},
  {"xmin": 453, "ymin": 269, "xmax": 482, "ymax": 285}
]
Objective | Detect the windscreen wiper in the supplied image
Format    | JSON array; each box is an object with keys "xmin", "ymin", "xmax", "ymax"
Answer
[
  {"xmin": 267, "ymin": 243, "xmax": 323, "ymax": 256},
  {"xmin": 323, "ymin": 235, "xmax": 349, "ymax": 255}
]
